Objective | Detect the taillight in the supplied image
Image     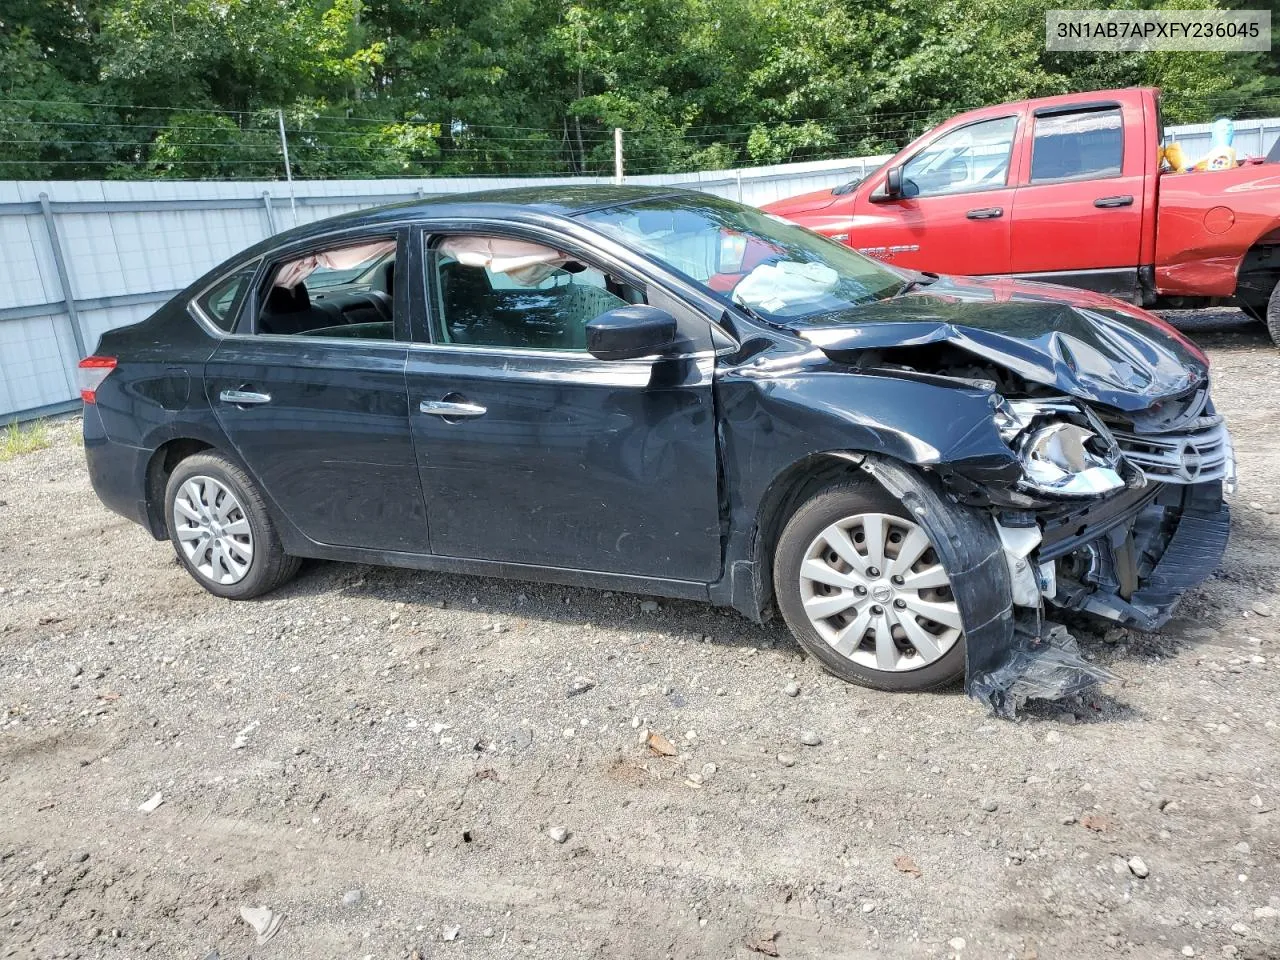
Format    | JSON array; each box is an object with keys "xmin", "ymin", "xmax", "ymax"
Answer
[{"xmin": 77, "ymin": 356, "xmax": 117, "ymax": 403}]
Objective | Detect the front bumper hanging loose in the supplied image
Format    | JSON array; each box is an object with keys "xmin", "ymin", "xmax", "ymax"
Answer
[{"xmin": 860, "ymin": 457, "xmax": 1228, "ymax": 717}]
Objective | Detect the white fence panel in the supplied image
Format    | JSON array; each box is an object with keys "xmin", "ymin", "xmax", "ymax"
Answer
[{"xmin": 0, "ymin": 158, "xmax": 888, "ymax": 420}]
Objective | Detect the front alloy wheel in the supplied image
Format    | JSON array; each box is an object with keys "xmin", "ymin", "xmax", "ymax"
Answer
[
  {"xmin": 798, "ymin": 512, "xmax": 962, "ymax": 671},
  {"xmin": 775, "ymin": 482, "xmax": 967, "ymax": 691}
]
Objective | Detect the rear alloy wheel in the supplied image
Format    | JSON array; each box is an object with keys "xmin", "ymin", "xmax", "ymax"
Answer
[
  {"xmin": 164, "ymin": 452, "xmax": 300, "ymax": 599},
  {"xmin": 172, "ymin": 475, "xmax": 254, "ymax": 585},
  {"xmin": 774, "ymin": 482, "xmax": 966, "ymax": 691}
]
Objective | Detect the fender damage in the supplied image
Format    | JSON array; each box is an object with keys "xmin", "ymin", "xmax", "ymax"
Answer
[{"xmin": 726, "ymin": 275, "xmax": 1232, "ymax": 715}]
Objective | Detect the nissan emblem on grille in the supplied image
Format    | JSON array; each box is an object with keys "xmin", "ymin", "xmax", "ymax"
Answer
[{"xmin": 1112, "ymin": 418, "xmax": 1230, "ymax": 485}]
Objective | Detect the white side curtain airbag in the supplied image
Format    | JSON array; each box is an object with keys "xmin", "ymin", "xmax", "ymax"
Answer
[
  {"xmin": 274, "ymin": 239, "xmax": 397, "ymax": 288},
  {"xmin": 438, "ymin": 236, "xmax": 570, "ymax": 286}
]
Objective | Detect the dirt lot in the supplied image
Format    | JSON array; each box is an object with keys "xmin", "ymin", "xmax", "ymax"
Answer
[{"xmin": 2, "ymin": 310, "xmax": 1279, "ymax": 960}]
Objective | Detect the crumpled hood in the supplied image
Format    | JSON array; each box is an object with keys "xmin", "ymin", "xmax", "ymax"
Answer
[{"xmin": 794, "ymin": 275, "xmax": 1208, "ymax": 412}]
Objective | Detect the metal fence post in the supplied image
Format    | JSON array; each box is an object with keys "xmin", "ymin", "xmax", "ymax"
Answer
[
  {"xmin": 735, "ymin": 169, "xmax": 744, "ymax": 203},
  {"xmin": 614, "ymin": 128, "xmax": 624, "ymax": 184},
  {"xmin": 261, "ymin": 190, "xmax": 278, "ymax": 235},
  {"xmin": 38, "ymin": 192, "xmax": 88, "ymax": 359}
]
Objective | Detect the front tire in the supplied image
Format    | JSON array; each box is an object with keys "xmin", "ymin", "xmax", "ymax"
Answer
[
  {"xmin": 164, "ymin": 452, "xmax": 300, "ymax": 599},
  {"xmin": 773, "ymin": 481, "xmax": 966, "ymax": 692}
]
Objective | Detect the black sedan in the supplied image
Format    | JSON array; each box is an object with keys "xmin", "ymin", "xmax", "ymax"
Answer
[{"xmin": 81, "ymin": 186, "xmax": 1233, "ymax": 712}]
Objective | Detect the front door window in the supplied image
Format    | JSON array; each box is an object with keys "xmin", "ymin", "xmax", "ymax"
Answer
[{"xmin": 429, "ymin": 236, "xmax": 642, "ymax": 350}]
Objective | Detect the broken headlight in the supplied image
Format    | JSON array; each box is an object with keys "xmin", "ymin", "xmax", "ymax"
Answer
[{"xmin": 994, "ymin": 398, "xmax": 1129, "ymax": 498}]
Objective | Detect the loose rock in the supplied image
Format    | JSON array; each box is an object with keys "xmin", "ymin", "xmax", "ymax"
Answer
[
  {"xmin": 799, "ymin": 731, "xmax": 821, "ymax": 747},
  {"xmin": 342, "ymin": 890, "xmax": 363, "ymax": 906},
  {"xmin": 546, "ymin": 826, "xmax": 570, "ymax": 844},
  {"xmin": 783, "ymin": 681, "xmax": 800, "ymax": 698},
  {"xmin": 1127, "ymin": 856, "xmax": 1149, "ymax": 879},
  {"xmin": 777, "ymin": 753, "xmax": 796, "ymax": 767}
]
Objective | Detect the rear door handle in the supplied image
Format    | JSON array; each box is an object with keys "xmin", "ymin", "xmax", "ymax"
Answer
[
  {"xmin": 420, "ymin": 399, "xmax": 487, "ymax": 418},
  {"xmin": 1094, "ymin": 195, "xmax": 1134, "ymax": 208},
  {"xmin": 965, "ymin": 207, "xmax": 1004, "ymax": 220},
  {"xmin": 219, "ymin": 388, "xmax": 272, "ymax": 405}
]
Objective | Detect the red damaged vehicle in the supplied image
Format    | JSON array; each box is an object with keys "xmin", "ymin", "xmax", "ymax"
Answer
[{"xmin": 764, "ymin": 88, "xmax": 1280, "ymax": 342}]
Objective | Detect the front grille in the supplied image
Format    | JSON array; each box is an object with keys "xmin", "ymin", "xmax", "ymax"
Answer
[{"xmin": 1112, "ymin": 416, "xmax": 1231, "ymax": 484}]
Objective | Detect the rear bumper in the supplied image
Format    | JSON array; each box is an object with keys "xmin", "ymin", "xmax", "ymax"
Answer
[{"xmin": 83, "ymin": 404, "xmax": 152, "ymax": 531}]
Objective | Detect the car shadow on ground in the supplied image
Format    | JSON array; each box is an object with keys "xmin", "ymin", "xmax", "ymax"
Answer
[{"xmin": 270, "ymin": 557, "xmax": 1179, "ymax": 720}]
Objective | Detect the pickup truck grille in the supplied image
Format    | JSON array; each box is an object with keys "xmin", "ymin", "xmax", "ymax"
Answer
[{"xmin": 1112, "ymin": 417, "xmax": 1231, "ymax": 485}]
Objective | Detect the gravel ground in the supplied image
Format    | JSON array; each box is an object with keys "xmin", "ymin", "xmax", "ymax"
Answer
[{"xmin": 2, "ymin": 309, "xmax": 1279, "ymax": 960}]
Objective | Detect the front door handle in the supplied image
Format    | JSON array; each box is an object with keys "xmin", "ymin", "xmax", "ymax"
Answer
[
  {"xmin": 1094, "ymin": 195, "xmax": 1134, "ymax": 208},
  {"xmin": 219, "ymin": 388, "xmax": 272, "ymax": 405},
  {"xmin": 966, "ymin": 207, "xmax": 1004, "ymax": 220},
  {"xmin": 420, "ymin": 399, "xmax": 487, "ymax": 418}
]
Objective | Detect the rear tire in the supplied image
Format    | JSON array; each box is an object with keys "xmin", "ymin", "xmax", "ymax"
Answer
[
  {"xmin": 773, "ymin": 481, "xmax": 966, "ymax": 692},
  {"xmin": 164, "ymin": 452, "xmax": 300, "ymax": 599},
  {"xmin": 1267, "ymin": 283, "xmax": 1280, "ymax": 347}
]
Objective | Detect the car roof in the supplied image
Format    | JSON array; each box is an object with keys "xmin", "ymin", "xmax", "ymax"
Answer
[
  {"xmin": 256, "ymin": 184, "xmax": 689, "ymax": 249},
  {"xmin": 187, "ymin": 184, "xmax": 708, "ymax": 299}
]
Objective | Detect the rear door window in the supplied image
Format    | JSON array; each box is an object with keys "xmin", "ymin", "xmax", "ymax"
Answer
[
  {"xmin": 256, "ymin": 237, "xmax": 398, "ymax": 339},
  {"xmin": 1030, "ymin": 108, "xmax": 1124, "ymax": 182}
]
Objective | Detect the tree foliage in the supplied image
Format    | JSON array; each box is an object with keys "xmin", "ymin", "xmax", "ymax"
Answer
[{"xmin": 1, "ymin": 0, "xmax": 1277, "ymax": 180}]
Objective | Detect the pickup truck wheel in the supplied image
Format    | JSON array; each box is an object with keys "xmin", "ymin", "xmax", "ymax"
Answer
[
  {"xmin": 773, "ymin": 481, "xmax": 966, "ymax": 692},
  {"xmin": 1267, "ymin": 283, "xmax": 1280, "ymax": 347}
]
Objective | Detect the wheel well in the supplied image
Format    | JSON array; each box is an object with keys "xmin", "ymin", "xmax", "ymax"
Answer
[
  {"xmin": 144, "ymin": 438, "xmax": 214, "ymax": 539},
  {"xmin": 751, "ymin": 453, "xmax": 875, "ymax": 611},
  {"xmin": 1237, "ymin": 243, "xmax": 1280, "ymax": 318}
]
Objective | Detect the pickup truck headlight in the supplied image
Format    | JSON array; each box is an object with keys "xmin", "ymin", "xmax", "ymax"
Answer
[{"xmin": 995, "ymin": 398, "xmax": 1128, "ymax": 498}]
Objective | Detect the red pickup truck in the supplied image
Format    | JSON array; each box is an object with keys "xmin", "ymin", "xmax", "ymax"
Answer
[{"xmin": 764, "ymin": 88, "xmax": 1280, "ymax": 342}]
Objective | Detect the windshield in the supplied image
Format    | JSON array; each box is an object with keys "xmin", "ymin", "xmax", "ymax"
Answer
[{"xmin": 578, "ymin": 194, "xmax": 905, "ymax": 320}]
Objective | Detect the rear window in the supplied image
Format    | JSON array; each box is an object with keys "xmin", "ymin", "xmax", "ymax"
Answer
[
  {"xmin": 1031, "ymin": 108, "xmax": 1124, "ymax": 182},
  {"xmin": 195, "ymin": 264, "xmax": 257, "ymax": 331}
]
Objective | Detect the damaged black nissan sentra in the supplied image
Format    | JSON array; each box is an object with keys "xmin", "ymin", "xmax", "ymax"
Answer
[{"xmin": 82, "ymin": 187, "xmax": 1234, "ymax": 713}]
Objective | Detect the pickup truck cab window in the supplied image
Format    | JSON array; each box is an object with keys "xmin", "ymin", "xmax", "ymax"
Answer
[
  {"xmin": 1030, "ymin": 108, "xmax": 1124, "ymax": 183},
  {"xmin": 901, "ymin": 116, "xmax": 1018, "ymax": 198}
]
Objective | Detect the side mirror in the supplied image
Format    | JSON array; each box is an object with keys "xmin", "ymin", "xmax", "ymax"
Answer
[
  {"xmin": 586, "ymin": 305, "xmax": 678, "ymax": 361},
  {"xmin": 884, "ymin": 165, "xmax": 904, "ymax": 199}
]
